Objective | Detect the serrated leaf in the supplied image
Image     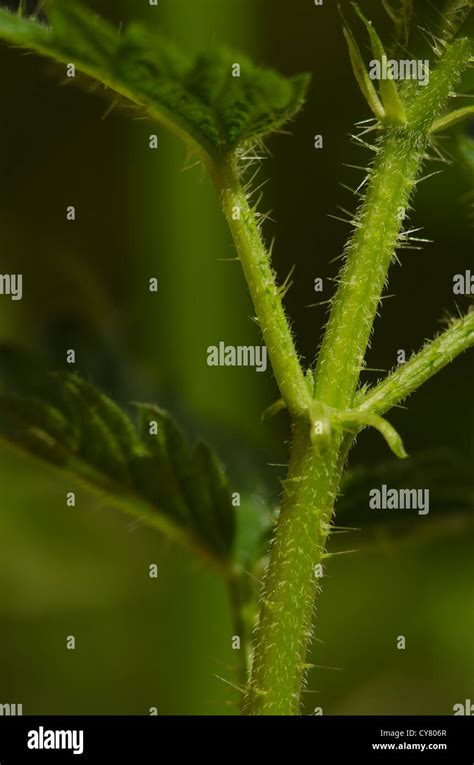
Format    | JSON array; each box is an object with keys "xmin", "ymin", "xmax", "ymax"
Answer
[
  {"xmin": 0, "ymin": 350, "xmax": 237, "ymax": 567},
  {"xmin": 128, "ymin": 452, "xmax": 192, "ymax": 530},
  {"xmin": 65, "ymin": 374, "xmax": 139, "ymax": 461},
  {"xmin": 0, "ymin": 394, "xmax": 74, "ymax": 444},
  {"xmin": 194, "ymin": 441, "xmax": 236, "ymax": 557},
  {"xmin": 0, "ymin": 395, "xmax": 74, "ymax": 464},
  {"xmin": 145, "ymin": 409, "xmax": 222, "ymax": 549},
  {"xmin": 133, "ymin": 404, "xmax": 196, "ymax": 529},
  {"xmin": 0, "ymin": 1, "xmax": 310, "ymax": 161},
  {"xmin": 47, "ymin": 0, "xmax": 118, "ymax": 68},
  {"xmin": 62, "ymin": 375, "xmax": 133, "ymax": 485},
  {"xmin": 135, "ymin": 404, "xmax": 235, "ymax": 558}
]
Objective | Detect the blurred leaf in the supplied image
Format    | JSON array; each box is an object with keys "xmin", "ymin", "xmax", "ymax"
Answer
[
  {"xmin": 0, "ymin": 348, "xmax": 236, "ymax": 568},
  {"xmin": 335, "ymin": 448, "xmax": 474, "ymax": 533},
  {"xmin": 439, "ymin": 0, "xmax": 474, "ymax": 42},
  {"xmin": 382, "ymin": 0, "xmax": 413, "ymax": 45},
  {"xmin": 0, "ymin": 0, "xmax": 310, "ymax": 160}
]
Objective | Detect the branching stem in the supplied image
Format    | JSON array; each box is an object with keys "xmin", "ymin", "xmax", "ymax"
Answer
[{"xmin": 236, "ymin": 38, "xmax": 472, "ymax": 715}]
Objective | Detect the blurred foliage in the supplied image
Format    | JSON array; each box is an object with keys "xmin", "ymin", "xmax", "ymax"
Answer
[{"xmin": 0, "ymin": 347, "xmax": 238, "ymax": 565}]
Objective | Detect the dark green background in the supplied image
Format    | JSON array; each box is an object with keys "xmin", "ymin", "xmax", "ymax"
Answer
[{"xmin": 0, "ymin": 0, "xmax": 472, "ymax": 715}]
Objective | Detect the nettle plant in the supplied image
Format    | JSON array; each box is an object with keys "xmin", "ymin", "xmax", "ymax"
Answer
[{"xmin": 0, "ymin": 0, "xmax": 473, "ymax": 715}]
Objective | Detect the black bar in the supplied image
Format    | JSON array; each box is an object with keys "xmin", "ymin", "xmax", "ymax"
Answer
[{"xmin": 0, "ymin": 715, "xmax": 472, "ymax": 762}]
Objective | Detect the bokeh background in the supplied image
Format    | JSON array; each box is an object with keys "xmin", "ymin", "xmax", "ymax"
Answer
[{"xmin": 0, "ymin": 0, "xmax": 472, "ymax": 715}]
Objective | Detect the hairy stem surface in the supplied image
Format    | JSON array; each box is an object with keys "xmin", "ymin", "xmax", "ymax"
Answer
[
  {"xmin": 241, "ymin": 38, "xmax": 472, "ymax": 715},
  {"xmin": 213, "ymin": 162, "xmax": 311, "ymax": 418},
  {"xmin": 356, "ymin": 311, "xmax": 474, "ymax": 416},
  {"xmin": 242, "ymin": 428, "xmax": 346, "ymax": 714}
]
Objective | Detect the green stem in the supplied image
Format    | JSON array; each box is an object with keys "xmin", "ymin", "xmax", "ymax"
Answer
[
  {"xmin": 242, "ymin": 38, "xmax": 472, "ymax": 716},
  {"xmin": 212, "ymin": 162, "xmax": 311, "ymax": 419},
  {"xmin": 314, "ymin": 128, "xmax": 423, "ymax": 408},
  {"xmin": 355, "ymin": 311, "xmax": 474, "ymax": 416},
  {"xmin": 242, "ymin": 425, "xmax": 346, "ymax": 714},
  {"xmin": 314, "ymin": 38, "xmax": 472, "ymax": 411}
]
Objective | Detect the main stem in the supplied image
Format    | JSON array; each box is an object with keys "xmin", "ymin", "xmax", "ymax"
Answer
[{"xmin": 243, "ymin": 427, "xmax": 347, "ymax": 714}]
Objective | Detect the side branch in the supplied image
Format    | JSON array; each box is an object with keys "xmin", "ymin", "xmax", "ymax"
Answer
[
  {"xmin": 355, "ymin": 311, "xmax": 474, "ymax": 416},
  {"xmin": 212, "ymin": 161, "xmax": 312, "ymax": 419}
]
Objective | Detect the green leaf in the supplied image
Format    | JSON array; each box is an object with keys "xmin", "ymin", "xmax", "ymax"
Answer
[
  {"xmin": 0, "ymin": 1, "xmax": 310, "ymax": 161},
  {"xmin": 341, "ymin": 12, "xmax": 385, "ymax": 121},
  {"xmin": 68, "ymin": 375, "xmax": 138, "ymax": 447},
  {"xmin": 361, "ymin": 413, "xmax": 408, "ymax": 460},
  {"xmin": 0, "ymin": 395, "xmax": 75, "ymax": 465},
  {"xmin": 134, "ymin": 404, "xmax": 234, "ymax": 558},
  {"xmin": 0, "ymin": 351, "xmax": 236, "ymax": 567},
  {"xmin": 47, "ymin": 0, "xmax": 118, "ymax": 68},
  {"xmin": 194, "ymin": 441, "xmax": 235, "ymax": 556},
  {"xmin": 353, "ymin": 3, "xmax": 406, "ymax": 123},
  {"xmin": 61, "ymin": 374, "xmax": 134, "ymax": 484},
  {"xmin": 337, "ymin": 409, "xmax": 408, "ymax": 459}
]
